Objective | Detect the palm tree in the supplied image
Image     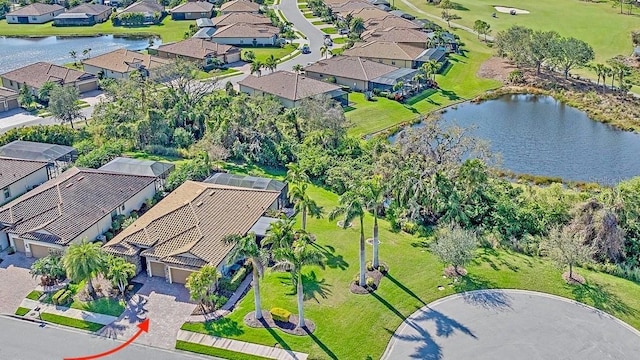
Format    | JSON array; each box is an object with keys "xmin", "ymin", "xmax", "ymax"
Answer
[
  {"xmin": 265, "ymin": 55, "xmax": 278, "ymax": 73},
  {"xmin": 69, "ymin": 50, "xmax": 77, "ymax": 65},
  {"xmin": 185, "ymin": 264, "xmax": 220, "ymax": 314},
  {"xmin": 250, "ymin": 61, "xmax": 263, "ymax": 77},
  {"xmin": 272, "ymin": 234, "xmax": 324, "ymax": 328},
  {"xmin": 320, "ymin": 45, "xmax": 332, "ymax": 59},
  {"xmin": 105, "ymin": 255, "xmax": 136, "ymax": 297},
  {"xmin": 425, "ymin": 60, "xmax": 440, "ymax": 81},
  {"xmin": 349, "ymin": 17, "xmax": 365, "ymax": 36},
  {"xmin": 38, "ymin": 81, "xmax": 57, "ymax": 105},
  {"xmin": 329, "ymin": 188, "xmax": 367, "ymax": 286},
  {"xmin": 286, "ymin": 162, "xmax": 309, "ymax": 184},
  {"xmin": 592, "ymin": 63, "xmax": 605, "ymax": 86},
  {"xmin": 63, "ymin": 240, "xmax": 105, "ymax": 299},
  {"xmin": 292, "ymin": 64, "xmax": 304, "ymax": 74},
  {"xmin": 603, "ymin": 66, "xmax": 612, "ymax": 93},
  {"xmin": 289, "ymin": 182, "xmax": 323, "ymax": 231},
  {"xmin": 361, "ymin": 175, "xmax": 385, "ymax": 269},
  {"xmin": 224, "ymin": 233, "xmax": 266, "ymax": 319},
  {"xmin": 262, "ymin": 217, "xmax": 296, "ymax": 250}
]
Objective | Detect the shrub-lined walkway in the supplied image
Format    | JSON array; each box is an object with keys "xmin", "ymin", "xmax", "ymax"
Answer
[{"xmin": 177, "ymin": 329, "xmax": 309, "ymax": 360}]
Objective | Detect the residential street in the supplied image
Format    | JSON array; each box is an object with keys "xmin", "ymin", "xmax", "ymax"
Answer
[{"xmin": 0, "ymin": 315, "xmax": 214, "ymax": 360}]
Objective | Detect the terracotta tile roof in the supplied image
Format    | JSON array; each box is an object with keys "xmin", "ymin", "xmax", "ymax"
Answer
[
  {"xmin": 7, "ymin": 3, "xmax": 64, "ymax": 16},
  {"xmin": 121, "ymin": 0, "xmax": 164, "ymax": 14},
  {"xmin": 0, "ymin": 157, "xmax": 48, "ymax": 189},
  {"xmin": 0, "ymin": 87, "xmax": 18, "ymax": 98},
  {"xmin": 364, "ymin": 15, "xmax": 421, "ymax": 30},
  {"xmin": 341, "ymin": 7, "xmax": 389, "ymax": 21},
  {"xmin": 343, "ymin": 41, "xmax": 425, "ymax": 61},
  {"xmin": 220, "ymin": 0, "xmax": 261, "ymax": 13},
  {"xmin": 103, "ymin": 181, "xmax": 280, "ymax": 269},
  {"xmin": 304, "ymin": 55, "xmax": 398, "ymax": 81},
  {"xmin": 210, "ymin": 12, "xmax": 271, "ymax": 27},
  {"xmin": 66, "ymin": 3, "xmax": 112, "ymax": 15},
  {"xmin": 0, "ymin": 167, "xmax": 155, "ymax": 245},
  {"xmin": 332, "ymin": 0, "xmax": 375, "ymax": 13},
  {"xmin": 171, "ymin": 1, "xmax": 214, "ymax": 13},
  {"xmin": 239, "ymin": 71, "xmax": 342, "ymax": 101},
  {"xmin": 361, "ymin": 27, "xmax": 430, "ymax": 45},
  {"xmin": 82, "ymin": 49, "xmax": 172, "ymax": 74},
  {"xmin": 157, "ymin": 38, "xmax": 239, "ymax": 60},
  {"xmin": 212, "ymin": 23, "xmax": 279, "ymax": 39},
  {"xmin": 1, "ymin": 62, "xmax": 96, "ymax": 90}
]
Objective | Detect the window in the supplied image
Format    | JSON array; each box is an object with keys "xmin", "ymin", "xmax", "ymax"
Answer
[
  {"xmin": 121, "ymin": 204, "xmax": 126, "ymax": 211},
  {"xmin": 3, "ymin": 187, "xmax": 10, "ymax": 199},
  {"xmin": 391, "ymin": 61, "xmax": 396, "ymax": 65},
  {"xmin": 9, "ymin": 80, "xmax": 13, "ymax": 86}
]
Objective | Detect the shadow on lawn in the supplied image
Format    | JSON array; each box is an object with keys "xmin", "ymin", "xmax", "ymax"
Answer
[
  {"xmin": 304, "ymin": 328, "xmax": 338, "ymax": 360},
  {"xmin": 278, "ymin": 271, "xmax": 332, "ymax": 303},
  {"xmin": 474, "ymin": 247, "xmax": 523, "ymax": 273},
  {"xmin": 385, "ymin": 273, "xmax": 426, "ymax": 305},
  {"xmin": 202, "ymin": 317, "xmax": 245, "ymax": 337},
  {"xmin": 453, "ymin": 275, "xmax": 512, "ymax": 310},
  {"xmin": 259, "ymin": 318, "xmax": 294, "ymax": 352},
  {"xmin": 312, "ymin": 244, "xmax": 348, "ymax": 270},
  {"xmin": 571, "ymin": 282, "xmax": 637, "ymax": 317}
]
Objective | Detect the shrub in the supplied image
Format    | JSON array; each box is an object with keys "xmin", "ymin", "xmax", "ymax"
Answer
[
  {"xmin": 52, "ymin": 288, "xmax": 66, "ymax": 305},
  {"xmin": 366, "ymin": 261, "xmax": 373, "ymax": 271},
  {"xmin": 352, "ymin": 274, "xmax": 359, "ymax": 284},
  {"xmin": 104, "ymin": 231, "xmax": 114, "ymax": 241},
  {"xmin": 270, "ymin": 307, "xmax": 292, "ymax": 322},
  {"xmin": 366, "ymin": 277, "xmax": 375, "ymax": 289},
  {"xmin": 0, "ymin": 125, "xmax": 78, "ymax": 147},
  {"xmin": 401, "ymin": 221, "xmax": 418, "ymax": 234},
  {"xmin": 378, "ymin": 264, "xmax": 387, "ymax": 274},
  {"xmin": 230, "ymin": 267, "xmax": 248, "ymax": 287},
  {"xmin": 57, "ymin": 290, "xmax": 72, "ymax": 305},
  {"xmin": 142, "ymin": 144, "xmax": 182, "ymax": 157}
]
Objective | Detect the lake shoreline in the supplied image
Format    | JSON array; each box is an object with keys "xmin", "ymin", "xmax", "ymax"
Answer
[{"xmin": 0, "ymin": 33, "xmax": 157, "ymax": 40}]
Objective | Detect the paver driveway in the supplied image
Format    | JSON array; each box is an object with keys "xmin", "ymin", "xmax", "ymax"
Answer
[
  {"xmin": 382, "ymin": 289, "xmax": 640, "ymax": 360},
  {"xmin": 98, "ymin": 275, "xmax": 196, "ymax": 349},
  {"xmin": 0, "ymin": 253, "xmax": 37, "ymax": 315}
]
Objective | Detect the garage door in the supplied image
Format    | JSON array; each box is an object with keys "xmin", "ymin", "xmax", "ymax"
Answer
[
  {"xmin": 149, "ymin": 261, "xmax": 165, "ymax": 277},
  {"xmin": 78, "ymin": 81, "xmax": 98, "ymax": 93},
  {"xmin": 30, "ymin": 243, "xmax": 53, "ymax": 258},
  {"xmin": 13, "ymin": 238, "xmax": 26, "ymax": 253},
  {"xmin": 170, "ymin": 268, "xmax": 194, "ymax": 284}
]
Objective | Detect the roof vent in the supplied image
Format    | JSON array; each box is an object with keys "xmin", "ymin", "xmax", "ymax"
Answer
[
  {"xmin": 208, "ymin": 190, "xmax": 215, "ymax": 196},
  {"xmin": 65, "ymin": 182, "xmax": 73, "ymax": 188},
  {"xmin": 76, "ymin": 176, "xmax": 85, "ymax": 181},
  {"xmin": 196, "ymin": 201, "xmax": 203, "ymax": 207}
]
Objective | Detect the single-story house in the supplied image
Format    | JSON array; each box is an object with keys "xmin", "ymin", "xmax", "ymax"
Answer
[
  {"xmin": 5, "ymin": 3, "xmax": 64, "ymax": 24},
  {"xmin": 360, "ymin": 26, "xmax": 430, "ymax": 48},
  {"xmin": 369, "ymin": 67, "xmax": 420, "ymax": 91},
  {"xmin": 117, "ymin": 0, "xmax": 165, "ymax": 25},
  {"xmin": 196, "ymin": 17, "xmax": 215, "ymax": 28},
  {"xmin": 156, "ymin": 38, "xmax": 241, "ymax": 67},
  {"xmin": 82, "ymin": 49, "xmax": 172, "ymax": 79},
  {"xmin": 0, "ymin": 62, "xmax": 98, "ymax": 94},
  {"xmin": 220, "ymin": 0, "xmax": 261, "ymax": 14},
  {"xmin": 0, "ymin": 158, "xmax": 49, "ymax": 209},
  {"xmin": 338, "ymin": 7, "xmax": 389, "ymax": 22},
  {"xmin": 171, "ymin": 1, "xmax": 214, "ymax": 20},
  {"xmin": 0, "ymin": 140, "xmax": 77, "ymax": 178},
  {"xmin": 210, "ymin": 12, "xmax": 272, "ymax": 27},
  {"xmin": 304, "ymin": 55, "xmax": 400, "ymax": 91},
  {"xmin": 102, "ymin": 181, "xmax": 282, "ymax": 283},
  {"xmin": 0, "ymin": 167, "xmax": 156, "ymax": 257},
  {"xmin": 427, "ymin": 31, "xmax": 459, "ymax": 52},
  {"xmin": 99, "ymin": 157, "xmax": 174, "ymax": 191},
  {"xmin": 389, "ymin": 9, "xmax": 415, "ymax": 20},
  {"xmin": 204, "ymin": 172, "xmax": 289, "ymax": 208},
  {"xmin": 238, "ymin": 71, "xmax": 348, "ymax": 108},
  {"xmin": 331, "ymin": 1, "xmax": 376, "ymax": 15},
  {"xmin": 342, "ymin": 41, "xmax": 427, "ymax": 68},
  {"xmin": 367, "ymin": 0, "xmax": 390, "ymax": 6},
  {"xmin": 364, "ymin": 15, "xmax": 421, "ymax": 31},
  {"xmin": 0, "ymin": 87, "xmax": 19, "ymax": 113},
  {"xmin": 211, "ymin": 22, "xmax": 279, "ymax": 46},
  {"xmin": 53, "ymin": 4, "xmax": 113, "ymax": 26}
]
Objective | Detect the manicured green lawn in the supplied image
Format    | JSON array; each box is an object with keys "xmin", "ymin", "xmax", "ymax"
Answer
[
  {"xmin": 311, "ymin": 20, "xmax": 327, "ymax": 25},
  {"xmin": 241, "ymin": 44, "xmax": 298, "ymax": 63},
  {"xmin": 40, "ymin": 313, "xmax": 104, "ymax": 332},
  {"xmin": 70, "ymin": 297, "xmax": 126, "ymax": 317},
  {"xmin": 346, "ymin": 30, "xmax": 501, "ymax": 136},
  {"xmin": 399, "ymin": 0, "xmax": 639, "ymax": 63},
  {"xmin": 0, "ymin": 17, "xmax": 191, "ymax": 42},
  {"xmin": 26, "ymin": 290, "xmax": 43, "ymax": 301},
  {"xmin": 332, "ymin": 37, "xmax": 347, "ymax": 44},
  {"xmin": 196, "ymin": 68, "xmax": 241, "ymax": 80},
  {"xmin": 321, "ymin": 27, "xmax": 337, "ymax": 35},
  {"xmin": 181, "ymin": 181, "xmax": 640, "ymax": 360},
  {"xmin": 303, "ymin": 13, "xmax": 316, "ymax": 19},
  {"xmin": 175, "ymin": 341, "xmax": 272, "ymax": 360},
  {"xmin": 15, "ymin": 307, "xmax": 30, "ymax": 316}
]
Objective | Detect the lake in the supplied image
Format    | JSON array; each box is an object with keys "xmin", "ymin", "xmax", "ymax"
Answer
[
  {"xmin": 0, "ymin": 35, "xmax": 159, "ymax": 73},
  {"xmin": 389, "ymin": 94, "xmax": 640, "ymax": 184}
]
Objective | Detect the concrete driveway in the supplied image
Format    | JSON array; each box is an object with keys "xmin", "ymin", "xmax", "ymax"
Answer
[
  {"xmin": 0, "ymin": 253, "xmax": 37, "ymax": 315},
  {"xmin": 98, "ymin": 275, "xmax": 196, "ymax": 350},
  {"xmin": 382, "ymin": 289, "xmax": 640, "ymax": 360}
]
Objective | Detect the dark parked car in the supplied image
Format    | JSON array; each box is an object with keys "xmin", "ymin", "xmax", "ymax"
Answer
[
  {"xmin": 301, "ymin": 44, "xmax": 311, "ymax": 54},
  {"xmin": 339, "ymin": 28, "xmax": 349, "ymax": 35}
]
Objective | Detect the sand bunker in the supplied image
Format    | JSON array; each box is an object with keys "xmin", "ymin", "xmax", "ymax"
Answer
[{"xmin": 494, "ymin": 6, "xmax": 530, "ymax": 14}]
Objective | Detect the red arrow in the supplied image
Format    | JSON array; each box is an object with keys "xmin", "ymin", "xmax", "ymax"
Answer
[{"xmin": 64, "ymin": 319, "xmax": 150, "ymax": 360}]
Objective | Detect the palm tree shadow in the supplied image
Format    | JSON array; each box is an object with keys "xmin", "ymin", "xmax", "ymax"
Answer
[
  {"xmin": 304, "ymin": 328, "xmax": 339, "ymax": 360},
  {"xmin": 97, "ymin": 322, "xmax": 127, "ymax": 339},
  {"xmin": 385, "ymin": 272, "xmax": 426, "ymax": 305},
  {"xmin": 571, "ymin": 282, "xmax": 637, "ymax": 317},
  {"xmin": 311, "ymin": 244, "xmax": 348, "ymax": 270},
  {"xmin": 122, "ymin": 294, "xmax": 149, "ymax": 324},
  {"xmin": 452, "ymin": 275, "xmax": 512, "ymax": 310},
  {"xmin": 203, "ymin": 317, "xmax": 245, "ymax": 337},
  {"xmin": 277, "ymin": 271, "xmax": 332, "ymax": 303}
]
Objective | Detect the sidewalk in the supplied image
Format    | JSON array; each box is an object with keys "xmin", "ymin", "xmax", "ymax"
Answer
[
  {"xmin": 19, "ymin": 298, "xmax": 117, "ymax": 325},
  {"xmin": 177, "ymin": 329, "xmax": 309, "ymax": 360}
]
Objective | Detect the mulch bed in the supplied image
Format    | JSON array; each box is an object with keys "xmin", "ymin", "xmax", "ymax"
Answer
[
  {"xmin": 244, "ymin": 311, "xmax": 315, "ymax": 336},
  {"xmin": 349, "ymin": 263, "xmax": 388, "ymax": 295},
  {"xmin": 443, "ymin": 265, "xmax": 468, "ymax": 278},
  {"xmin": 563, "ymin": 272, "xmax": 586, "ymax": 285}
]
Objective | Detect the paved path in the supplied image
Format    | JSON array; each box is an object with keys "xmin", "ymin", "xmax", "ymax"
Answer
[
  {"xmin": 382, "ymin": 289, "xmax": 640, "ymax": 360},
  {"xmin": 20, "ymin": 298, "xmax": 118, "ymax": 325},
  {"xmin": 0, "ymin": 253, "xmax": 37, "ymax": 315},
  {"xmin": 0, "ymin": 315, "xmax": 213, "ymax": 360},
  {"xmin": 177, "ymin": 329, "xmax": 308, "ymax": 360},
  {"xmin": 398, "ymin": 0, "xmax": 494, "ymax": 42}
]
